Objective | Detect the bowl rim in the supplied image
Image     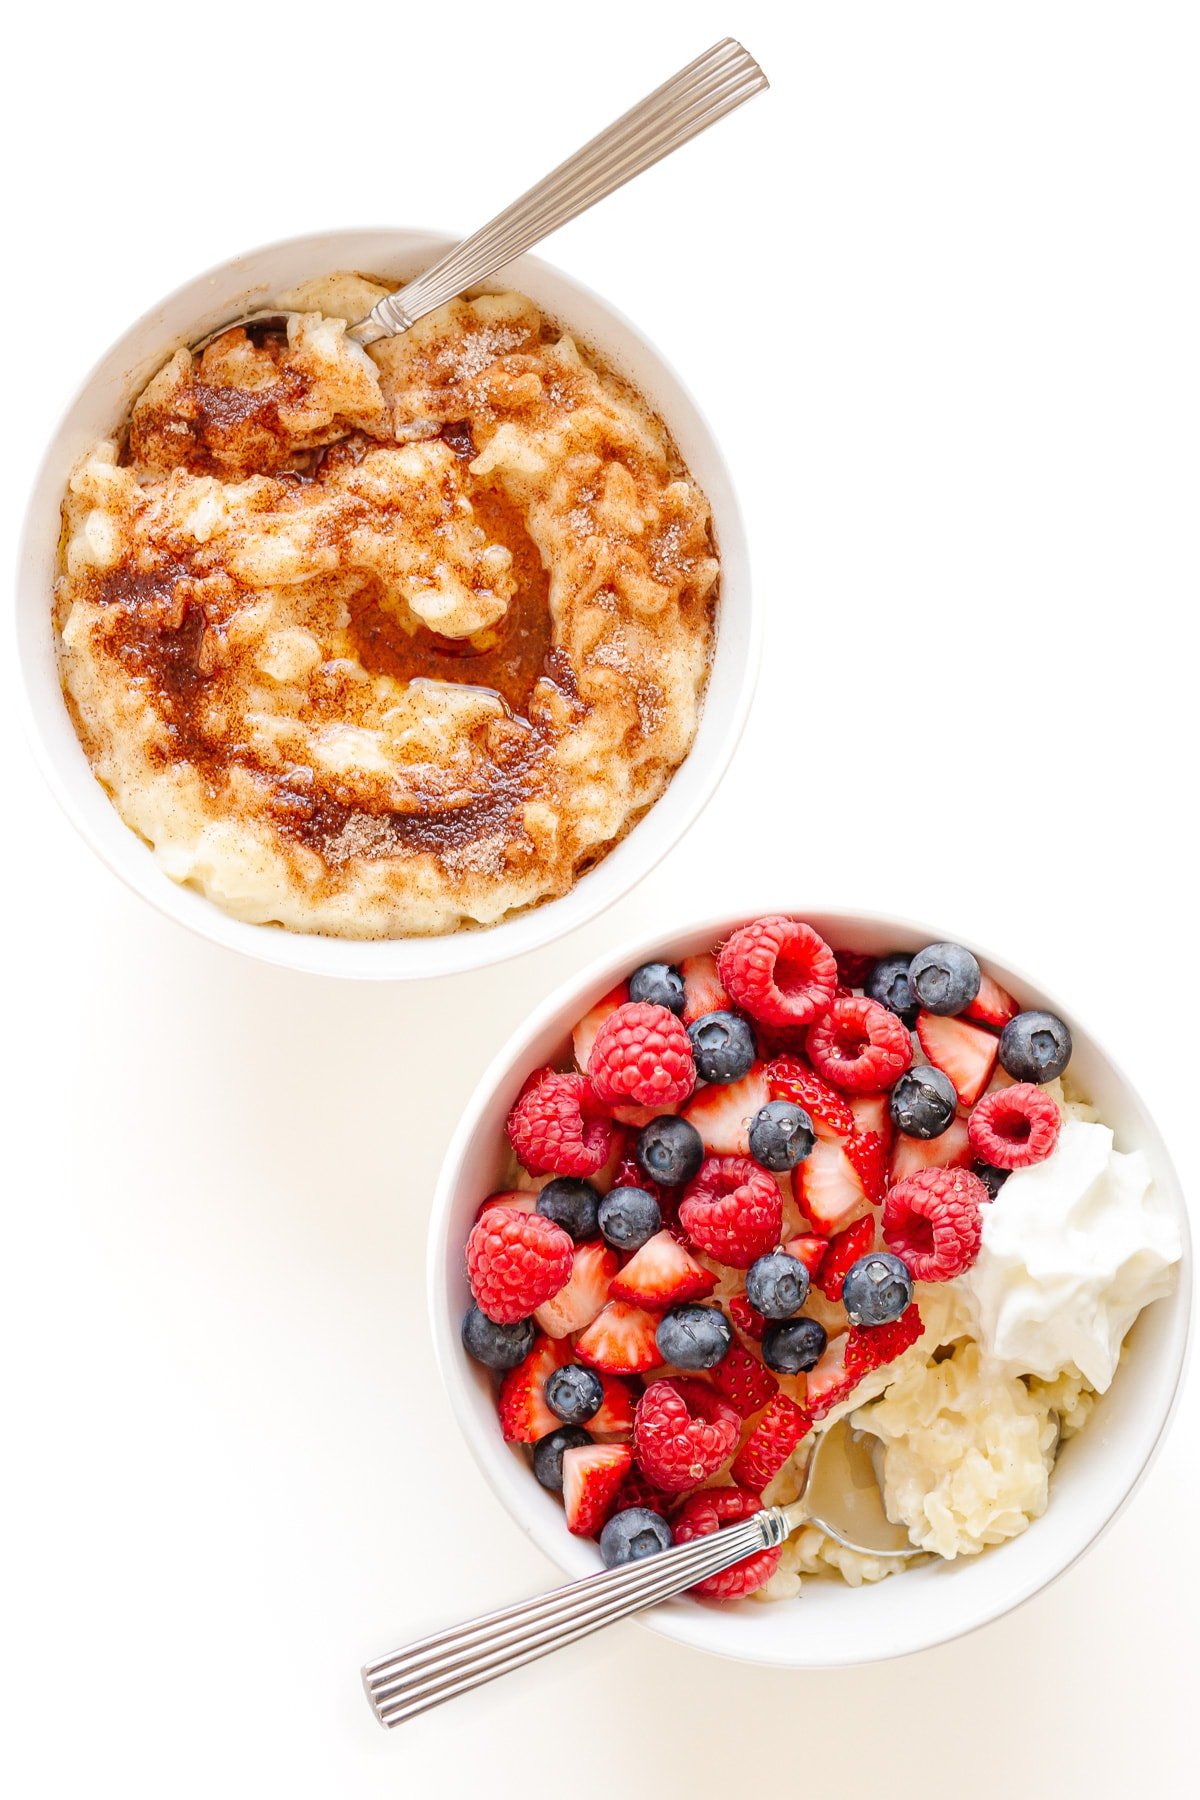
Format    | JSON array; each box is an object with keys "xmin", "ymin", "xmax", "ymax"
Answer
[
  {"xmin": 14, "ymin": 225, "xmax": 759, "ymax": 981},
  {"xmin": 427, "ymin": 904, "xmax": 1193, "ymax": 1667}
]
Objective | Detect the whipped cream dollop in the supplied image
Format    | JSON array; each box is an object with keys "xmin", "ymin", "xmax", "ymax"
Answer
[{"xmin": 957, "ymin": 1118, "xmax": 1181, "ymax": 1390}]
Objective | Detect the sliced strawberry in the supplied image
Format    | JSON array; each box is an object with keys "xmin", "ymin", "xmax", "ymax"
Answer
[
  {"xmin": 709, "ymin": 1343, "xmax": 779, "ymax": 1418},
  {"xmin": 806, "ymin": 1333, "xmax": 862, "ymax": 1419},
  {"xmin": 888, "ymin": 1116, "xmax": 973, "ymax": 1183},
  {"xmin": 848, "ymin": 1092, "xmax": 893, "ymax": 1150},
  {"xmin": 572, "ymin": 983, "xmax": 630, "ymax": 1072},
  {"xmin": 474, "ymin": 1188, "xmax": 539, "ymax": 1224},
  {"xmin": 843, "ymin": 1130, "xmax": 887, "ymax": 1204},
  {"xmin": 728, "ymin": 1292, "xmax": 767, "ymax": 1341},
  {"xmin": 562, "ymin": 1443, "xmax": 633, "ymax": 1536},
  {"xmin": 784, "ymin": 1234, "xmax": 830, "ymax": 1273},
  {"xmin": 680, "ymin": 953, "xmax": 732, "ymax": 1026},
  {"xmin": 815, "ymin": 1214, "xmax": 877, "ymax": 1300},
  {"xmin": 497, "ymin": 1335, "xmax": 572, "ymax": 1443},
  {"xmin": 845, "ymin": 1304, "xmax": 925, "ymax": 1378},
  {"xmin": 607, "ymin": 1230, "xmax": 717, "ymax": 1310},
  {"xmin": 611, "ymin": 1101, "xmax": 665, "ymax": 1128},
  {"xmin": 730, "ymin": 1394, "xmax": 814, "ymax": 1491},
  {"xmin": 589, "ymin": 1373, "xmax": 636, "ymax": 1439},
  {"xmin": 533, "ymin": 1239, "xmax": 617, "ymax": 1338},
  {"xmin": 681, "ymin": 1064, "xmax": 770, "ymax": 1156},
  {"xmin": 965, "ymin": 973, "xmax": 1019, "ymax": 1030},
  {"xmin": 916, "ymin": 1012, "xmax": 999, "ymax": 1107},
  {"xmin": 792, "ymin": 1137, "xmax": 872, "ymax": 1234},
  {"xmin": 766, "ymin": 1056, "xmax": 854, "ymax": 1139},
  {"xmin": 575, "ymin": 1300, "xmax": 663, "ymax": 1375}
]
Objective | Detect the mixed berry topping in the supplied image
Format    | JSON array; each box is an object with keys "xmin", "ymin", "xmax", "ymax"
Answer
[{"xmin": 460, "ymin": 917, "xmax": 1073, "ymax": 1599}]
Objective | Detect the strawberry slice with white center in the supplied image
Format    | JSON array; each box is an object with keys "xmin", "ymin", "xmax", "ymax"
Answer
[
  {"xmin": 916, "ymin": 1011, "xmax": 999, "ymax": 1107},
  {"xmin": 681, "ymin": 1064, "xmax": 770, "ymax": 1156},
  {"xmin": 607, "ymin": 1229, "xmax": 717, "ymax": 1310},
  {"xmin": 497, "ymin": 1335, "xmax": 573, "ymax": 1443},
  {"xmin": 680, "ymin": 953, "xmax": 732, "ymax": 1025},
  {"xmin": 474, "ymin": 1188, "xmax": 539, "ymax": 1224},
  {"xmin": 965, "ymin": 973, "xmax": 1019, "ymax": 1030},
  {"xmin": 572, "ymin": 983, "xmax": 630, "ymax": 1072},
  {"xmin": 562, "ymin": 1443, "xmax": 633, "ymax": 1536},
  {"xmin": 847, "ymin": 1092, "xmax": 893, "ymax": 1150},
  {"xmin": 783, "ymin": 1234, "xmax": 829, "ymax": 1273},
  {"xmin": 792, "ymin": 1136, "xmax": 873, "ymax": 1234},
  {"xmin": 575, "ymin": 1300, "xmax": 664, "ymax": 1375},
  {"xmin": 533, "ymin": 1239, "xmax": 618, "ymax": 1338},
  {"xmin": 888, "ymin": 1115, "xmax": 972, "ymax": 1183},
  {"xmin": 805, "ymin": 1333, "xmax": 863, "ymax": 1420},
  {"xmin": 589, "ymin": 1374, "xmax": 636, "ymax": 1439}
]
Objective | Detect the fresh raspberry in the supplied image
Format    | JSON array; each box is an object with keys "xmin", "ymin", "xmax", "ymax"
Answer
[
  {"xmin": 609, "ymin": 1469, "xmax": 673, "ymax": 1518},
  {"xmin": 632, "ymin": 1378, "xmax": 740, "ymax": 1492},
  {"xmin": 467, "ymin": 1206, "xmax": 574, "ymax": 1324},
  {"xmin": 833, "ymin": 948, "xmax": 877, "ymax": 989},
  {"xmin": 806, "ymin": 995, "xmax": 914, "ymax": 1093},
  {"xmin": 814, "ymin": 1214, "xmax": 877, "ymax": 1300},
  {"xmin": 728, "ymin": 1292, "xmax": 767, "ymax": 1341},
  {"xmin": 845, "ymin": 1303, "xmax": 925, "ymax": 1379},
  {"xmin": 673, "ymin": 1486, "xmax": 783, "ymax": 1598},
  {"xmin": 677, "ymin": 1155, "xmax": 783, "ymax": 1268},
  {"xmin": 709, "ymin": 1343, "xmax": 779, "ymax": 1418},
  {"xmin": 587, "ymin": 1001, "xmax": 696, "ymax": 1110},
  {"xmin": 766, "ymin": 1056, "xmax": 855, "ymax": 1136},
  {"xmin": 843, "ymin": 1130, "xmax": 887, "ymax": 1203},
  {"xmin": 882, "ymin": 1167, "xmax": 988, "ymax": 1280},
  {"xmin": 730, "ymin": 1395, "xmax": 814, "ymax": 1492},
  {"xmin": 717, "ymin": 917, "xmax": 839, "ymax": 1029},
  {"xmin": 507, "ymin": 1070, "xmax": 614, "ymax": 1177},
  {"xmin": 967, "ymin": 1083, "xmax": 1061, "ymax": 1170}
]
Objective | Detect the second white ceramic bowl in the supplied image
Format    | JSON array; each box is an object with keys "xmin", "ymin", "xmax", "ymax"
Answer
[
  {"xmin": 15, "ymin": 229, "xmax": 756, "ymax": 979},
  {"xmin": 429, "ymin": 908, "xmax": 1191, "ymax": 1667}
]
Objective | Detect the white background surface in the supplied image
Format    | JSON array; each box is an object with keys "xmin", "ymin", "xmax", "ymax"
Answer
[{"xmin": 2, "ymin": 3, "xmax": 1197, "ymax": 1794}]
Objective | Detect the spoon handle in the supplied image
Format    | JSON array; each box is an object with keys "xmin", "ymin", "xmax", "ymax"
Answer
[
  {"xmin": 362, "ymin": 1506, "xmax": 790, "ymax": 1727},
  {"xmin": 349, "ymin": 38, "xmax": 767, "ymax": 345}
]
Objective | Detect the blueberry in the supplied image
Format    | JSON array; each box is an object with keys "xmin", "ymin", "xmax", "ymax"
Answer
[
  {"xmin": 655, "ymin": 1304, "xmax": 732, "ymax": 1370},
  {"xmin": 762, "ymin": 1315, "xmax": 827, "ymax": 1375},
  {"xmin": 889, "ymin": 1066, "xmax": 958, "ymax": 1139},
  {"xmin": 748, "ymin": 1099, "xmax": 815, "ymax": 1171},
  {"xmin": 636, "ymin": 1115, "xmax": 704, "ymax": 1187},
  {"xmin": 628, "ymin": 961, "xmax": 686, "ymax": 1015},
  {"xmin": 998, "ymin": 1010, "xmax": 1073, "ymax": 1084},
  {"xmin": 532, "ymin": 1425, "xmax": 591, "ymax": 1491},
  {"xmin": 745, "ymin": 1251, "xmax": 810, "ymax": 1318},
  {"xmin": 687, "ymin": 1010, "xmax": 756, "ymax": 1083},
  {"xmin": 544, "ymin": 1363, "xmax": 604, "ymax": 1425},
  {"xmin": 866, "ymin": 952, "xmax": 919, "ymax": 1026},
  {"xmin": 599, "ymin": 1507, "xmax": 673, "ymax": 1568},
  {"xmin": 460, "ymin": 1304, "xmax": 536, "ymax": 1370},
  {"xmin": 536, "ymin": 1178, "xmax": 600, "ymax": 1242},
  {"xmin": 841, "ymin": 1252, "xmax": 914, "ymax": 1326},
  {"xmin": 598, "ymin": 1185, "xmax": 661, "ymax": 1250},
  {"xmin": 908, "ymin": 942, "xmax": 982, "ymax": 1015},
  {"xmin": 974, "ymin": 1161, "xmax": 1010, "ymax": 1199}
]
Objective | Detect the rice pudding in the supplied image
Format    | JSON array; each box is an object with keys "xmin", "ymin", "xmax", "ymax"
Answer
[{"xmin": 54, "ymin": 275, "xmax": 718, "ymax": 937}]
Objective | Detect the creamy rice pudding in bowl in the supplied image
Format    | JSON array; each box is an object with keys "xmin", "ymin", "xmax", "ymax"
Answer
[
  {"xmin": 430, "ymin": 909, "xmax": 1190, "ymax": 1667},
  {"xmin": 16, "ymin": 230, "xmax": 753, "ymax": 977}
]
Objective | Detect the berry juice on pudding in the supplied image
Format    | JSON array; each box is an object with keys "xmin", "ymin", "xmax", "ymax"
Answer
[{"xmin": 459, "ymin": 917, "xmax": 1181, "ymax": 1597}]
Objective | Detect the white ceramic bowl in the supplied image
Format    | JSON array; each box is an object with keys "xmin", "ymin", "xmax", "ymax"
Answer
[
  {"xmin": 15, "ymin": 229, "xmax": 755, "ymax": 980},
  {"xmin": 429, "ymin": 908, "xmax": 1192, "ymax": 1667}
]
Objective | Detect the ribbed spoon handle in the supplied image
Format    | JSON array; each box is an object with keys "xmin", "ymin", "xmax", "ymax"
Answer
[
  {"xmin": 362, "ymin": 1506, "xmax": 789, "ymax": 1727},
  {"xmin": 349, "ymin": 38, "xmax": 767, "ymax": 344}
]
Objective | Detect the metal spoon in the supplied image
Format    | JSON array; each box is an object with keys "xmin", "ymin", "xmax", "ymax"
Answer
[
  {"xmin": 192, "ymin": 39, "xmax": 766, "ymax": 356},
  {"xmin": 361, "ymin": 1418, "xmax": 921, "ymax": 1728}
]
